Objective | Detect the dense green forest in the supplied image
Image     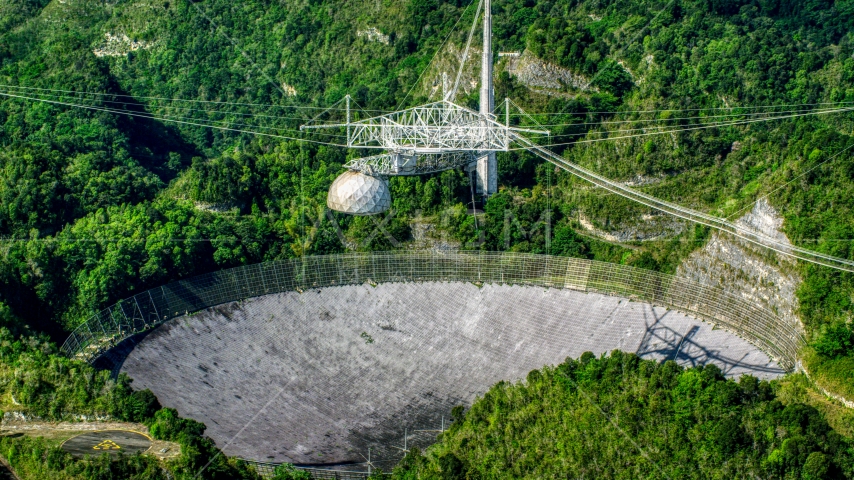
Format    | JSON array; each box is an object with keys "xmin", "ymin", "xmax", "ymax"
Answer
[
  {"xmin": 0, "ymin": 0, "xmax": 853, "ymax": 477},
  {"xmin": 390, "ymin": 352, "xmax": 854, "ymax": 479},
  {"xmin": 0, "ymin": 326, "xmax": 263, "ymax": 479},
  {"xmin": 2, "ymin": 334, "xmax": 851, "ymax": 480}
]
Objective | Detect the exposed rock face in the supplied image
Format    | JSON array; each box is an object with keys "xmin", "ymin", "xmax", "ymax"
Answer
[
  {"xmin": 505, "ymin": 50, "xmax": 596, "ymax": 93},
  {"xmin": 357, "ymin": 27, "xmax": 390, "ymax": 45},
  {"xmin": 93, "ymin": 33, "xmax": 153, "ymax": 57},
  {"xmin": 281, "ymin": 83, "xmax": 298, "ymax": 96},
  {"xmin": 677, "ymin": 199, "xmax": 803, "ymax": 334},
  {"xmin": 422, "ymin": 48, "xmax": 593, "ymax": 101},
  {"xmin": 578, "ymin": 213, "xmax": 686, "ymax": 242}
]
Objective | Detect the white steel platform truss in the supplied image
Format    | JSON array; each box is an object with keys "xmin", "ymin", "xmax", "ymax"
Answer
[
  {"xmin": 343, "ymin": 150, "xmax": 478, "ymax": 176},
  {"xmin": 302, "ymin": 100, "xmax": 546, "ymax": 176},
  {"xmin": 304, "ymin": 100, "xmax": 545, "ymax": 152},
  {"xmin": 300, "ymin": 0, "xmax": 854, "ymax": 273}
]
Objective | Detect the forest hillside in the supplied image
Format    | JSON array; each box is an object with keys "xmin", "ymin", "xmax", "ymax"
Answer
[{"xmin": 0, "ymin": 0, "xmax": 853, "ymax": 478}]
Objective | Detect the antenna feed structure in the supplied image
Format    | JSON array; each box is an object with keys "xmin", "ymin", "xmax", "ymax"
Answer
[
  {"xmin": 302, "ymin": 0, "xmax": 551, "ymax": 215},
  {"xmin": 303, "ymin": 100, "xmax": 547, "ymax": 214}
]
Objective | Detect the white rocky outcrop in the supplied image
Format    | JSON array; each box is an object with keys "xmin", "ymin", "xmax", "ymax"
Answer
[
  {"xmin": 93, "ymin": 33, "xmax": 153, "ymax": 58},
  {"xmin": 281, "ymin": 83, "xmax": 297, "ymax": 96},
  {"xmin": 577, "ymin": 212, "xmax": 686, "ymax": 242},
  {"xmin": 677, "ymin": 198, "xmax": 803, "ymax": 334},
  {"xmin": 505, "ymin": 50, "xmax": 597, "ymax": 93},
  {"xmin": 357, "ymin": 27, "xmax": 390, "ymax": 45}
]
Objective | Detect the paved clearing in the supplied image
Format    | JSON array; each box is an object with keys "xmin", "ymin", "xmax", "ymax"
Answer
[
  {"xmin": 1, "ymin": 422, "xmax": 180, "ymax": 460},
  {"xmin": 61, "ymin": 430, "xmax": 151, "ymax": 459},
  {"xmin": 119, "ymin": 282, "xmax": 783, "ymax": 468}
]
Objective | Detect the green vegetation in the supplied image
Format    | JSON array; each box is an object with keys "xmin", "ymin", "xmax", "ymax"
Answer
[
  {"xmin": 0, "ymin": 0, "xmax": 850, "ymax": 356},
  {"xmin": 0, "ymin": 327, "xmax": 156, "ymax": 421},
  {"xmin": 391, "ymin": 351, "xmax": 854, "ymax": 479},
  {"xmin": 0, "ymin": 0, "xmax": 853, "ymax": 477},
  {"xmin": 0, "ymin": 436, "xmax": 168, "ymax": 480},
  {"xmin": 270, "ymin": 464, "xmax": 312, "ymax": 480},
  {"xmin": 0, "ymin": 326, "xmax": 261, "ymax": 479},
  {"xmin": 1, "ymin": 433, "xmax": 260, "ymax": 480}
]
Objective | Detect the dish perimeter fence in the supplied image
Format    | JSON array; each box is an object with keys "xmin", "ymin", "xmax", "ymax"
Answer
[
  {"xmin": 60, "ymin": 251, "xmax": 805, "ymax": 479},
  {"xmin": 62, "ymin": 251, "xmax": 804, "ymax": 371},
  {"xmin": 243, "ymin": 462, "xmax": 379, "ymax": 479}
]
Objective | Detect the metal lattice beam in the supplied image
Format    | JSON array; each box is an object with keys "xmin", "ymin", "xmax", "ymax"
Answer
[
  {"xmin": 344, "ymin": 151, "xmax": 478, "ymax": 176},
  {"xmin": 302, "ymin": 100, "xmax": 546, "ymax": 153},
  {"xmin": 61, "ymin": 252, "xmax": 803, "ymax": 371}
]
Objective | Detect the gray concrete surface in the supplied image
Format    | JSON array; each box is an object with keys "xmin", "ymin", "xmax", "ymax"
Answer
[
  {"xmin": 61, "ymin": 430, "xmax": 152, "ymax": 459},
  {"xmin": 120, "ymin": 282, "xmax": 783, "ymax": 468}
]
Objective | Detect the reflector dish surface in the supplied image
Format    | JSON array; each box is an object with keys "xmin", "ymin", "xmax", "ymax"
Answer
[{"xmin": 119, "ymin": 282, "xmax": 782, "ymax": 468}]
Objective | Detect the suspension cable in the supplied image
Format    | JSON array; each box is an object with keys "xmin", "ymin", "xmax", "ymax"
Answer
[
  {"xmin": 449, "ymin": 0, "xmax": 484, "ymax": 100},
  {"xmin": 0, "ymin": 83, "xmax": 393, "ymax": 112},
  {"xmin": 514, "ymin": 105, "xmax": 854, "ymax": 128},
  {"xmin": 514, "ymin": 106, "xmax": 853, "ymax": 140},
  {"xmin": 509, "ymin": 106, "xmax": 854, "ymax": 150},
  {"xmin": 516, "ymin": 133, "xmax": 854, "ymax": 273},
  {"xmin": 0, "ymin": 91, "xmax": 344, "ymax": 146},
  {"xmin": 509, "ymin": 100, "xmax": 854, "ymax": 117}
]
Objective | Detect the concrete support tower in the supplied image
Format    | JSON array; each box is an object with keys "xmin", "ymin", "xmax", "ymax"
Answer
[{"xmin": 476, "ymin": 0, "xmax": 497, "ymax": 198}]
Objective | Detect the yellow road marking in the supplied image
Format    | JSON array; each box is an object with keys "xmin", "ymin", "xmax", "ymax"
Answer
[{"xmin": 93, "ymin": 440, "xmax": 121, "ymax": 450}]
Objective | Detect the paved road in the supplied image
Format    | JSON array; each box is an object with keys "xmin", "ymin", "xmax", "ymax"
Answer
[
  {"xmin": 0, "ymin": 464, "xmax": 15, "ymax": 480},
  {"xmin": 61, "ymin": 430, "xmax": 152, "ymax": 459}
]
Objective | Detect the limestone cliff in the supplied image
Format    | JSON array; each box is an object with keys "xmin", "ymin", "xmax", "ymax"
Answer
[{"xmin": 677, "ymin": 198, "xmax": 803, "ymax": 335}]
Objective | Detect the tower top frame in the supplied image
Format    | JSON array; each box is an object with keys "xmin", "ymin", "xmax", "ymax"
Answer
[{"xmin": 301, "ymin": 99, "xmax": 547, "ymax": 154}]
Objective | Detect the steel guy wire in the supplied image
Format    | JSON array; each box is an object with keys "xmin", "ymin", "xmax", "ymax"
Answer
[
  {"xmin": 449, "ymin": 0, "xmax": 484, "ymax": 100},
  {"xmin": 0, "ymin": 86, "xmax": 344, "ymax": 123},
  {"xmin": 516, "ymin": 106, "xmax": 852, "ymax": 137},
  {"xmin": 396, "ymin": 0, "xmax": 478, "ymax": 110},
  {"xmin": 0, "ymin": 91, "xmax": 347, "ymax": 145},
  {"xmin": 77, "ymin": 100, "xmax": 350, "ymax": 139},
  {"xmin": 21, "ymin": 85, "xmax": 830, "ymax": 149},
  {"xmin": 0, "ymin": 83, "xmax": 391, "ymax": 112},
  {"xmin": 348, "ymin": 97, "xmax": 375, "ymax": 120},
  {"xmin": 725, "ymin": 140, "xmax": 854, "ymax": 221},
  {"xmin": 509, "ymin": 100, "xmax": 854, "ymax": 116},
  {"xmin": 514, "ymin": 105, "xmax": 854, "ymax": 128},
  {"xmin": 509, "ymin": 98, "xmax": 546, "ymax": 131},
  {"xmin": 5, "ymin": 86, "xmax": 853, "ymax": 119},
  {"xmin": 6, "ymin": 90, "xmax": 852, "ymax": 119},
  {"xmin": 0, "ymin": 89, "xmax": 338, "ymax": 138},
  {"xmin": 302, "ymin": 96, "xmax": 349, "ymax": 128},
  {"xmin": 509, "ymin": 106, "xmax": 854, "ymax": 150}
]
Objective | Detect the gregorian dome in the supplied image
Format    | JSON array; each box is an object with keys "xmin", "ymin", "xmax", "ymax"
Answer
[{"xmin": 327, "ymin": 170, "xmax": 391, "ymax": 215}]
